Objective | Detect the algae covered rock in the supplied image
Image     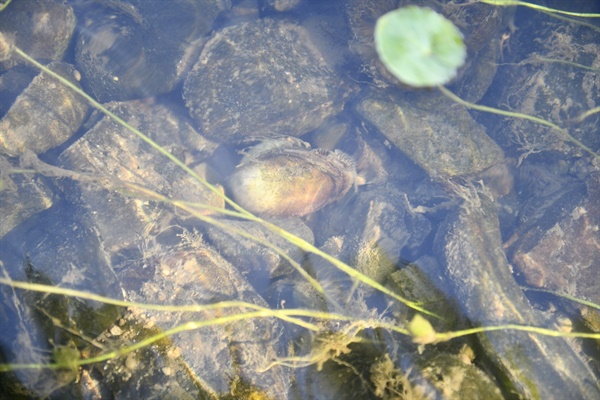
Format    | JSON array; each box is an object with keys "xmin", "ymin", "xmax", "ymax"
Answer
[
  {"xmin": 316, "ymin": 182, "xmax": 432, "ymax": 285},
  {"xmin": 507, "ymin": 164, "xmax": 600, "ymax": 316},
  {"xmin": 0, "ymin": 0, "xmax": 75, "ymax": 71},
  {"xmin": 356, "ymin": 91, "xmax": 504, "ymax": 179},
  {"xmin": 75, "ymin": 0, "xmax": 230, "ymax": 102},
  {"xmin": 0, "ymin": 156, "xmax": 53, "ymax": 239},
  {"xmin": 435, "ymin": 185, "xmax": 599, "ymax": 399},
  {"xmin": 370, "ymin": 351, "xmax": 504, "ymax": 400},
  {"xmin": 99, "ymin": 234, "xmax": 292, "ymax": 399},
  {"xmin": 346, "ymin": 0, "xmax": 506, "ymax": 100},
  {"xmin": 58, "ymin": 99, "xmax": 221, "ymax": 255},
  {"xmin": 491, "ymin": 12, "xmax": 600, "ymax": 157},
  {"xmin": 260, "ymin": 0, "xmax": 302, "ymax": 13},
  {"xmin": 184, "ymin": 18, "xmax": 347, "ymax": 143},
  {"xmin": 0, "ymin": 62, "xmax": 88, "ymax": 156}
]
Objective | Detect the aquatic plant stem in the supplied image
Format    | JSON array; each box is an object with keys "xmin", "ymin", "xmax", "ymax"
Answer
[
  {"xmin": 523, "ymin": 287, "xmax": 600, "ymax": 310},
  {"xmin": 438, "ymin": 85, "xmax": 599, "ymax": 159},
  {"xmin": 12, "ymin": 43, "xmax": 436, "ymax": 317},
  {"xmin": 0, "ymin": 277, "xmax": 319, "ymax": 331},
  {"xmin": 16, "ymin": 149, "xmax": 433, "ymax": 316},
  {"xmin": 538, "ymin": 11, "xmax": 600, "ymax": 33},
  {"xmin": 432, "ymin": 323, "xmax": 600, "ymax": 344},
  {"xmin": 2, "ymin": 278, "xmax": 598, "ymax": 372},
  {"xmin": 523, "ymin": 55, "xmax": 600, "ymax": 72},
  {"xmin": 0, "ymin": 0, "xmax": 11, "ymax": 13},
  {"xmin": 478, "ymin": 0, "xmax": 600, "ymax": 18},
  {"xmin": 260, "ymin": 219, "xmax": 441, "ymax": 319},
  {"xmin": 12, "ymin": 45, "xmax": 251, "ymax": 218},
  {"xmin": 573, "ymin": 106, "xmax": 600, "ymax": 124}
]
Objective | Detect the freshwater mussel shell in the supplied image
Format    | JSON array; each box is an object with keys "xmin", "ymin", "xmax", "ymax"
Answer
[{"xmin": 229, "ymin": 138, "xmax": 357, "ymax": 217}]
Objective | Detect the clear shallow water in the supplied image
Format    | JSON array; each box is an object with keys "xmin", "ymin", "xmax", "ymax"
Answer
[{"xmin": 1, "ymin": 0, "xmax": 599, "ymax": 398}]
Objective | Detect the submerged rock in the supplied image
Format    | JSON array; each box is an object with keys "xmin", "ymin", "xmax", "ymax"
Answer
[
  {"xmin": 0, "ymin": 0, "xmax": 76, "ymax": 71},
  {"xmin": 0, "ymin": 156, "xmax": 53, "ymax": 239},
  {"xmin": 260, "ymin": 0, "xmax": 302, "ymax": 13},
  {"xmin": 356, "ymin": 91, "xmax": 504, "ymax": 179},
  {"xmin": 95, "ymin": 234, "xmax": 292, "ymax": 399},
  {"xmin": 59, "ymin": 99, "xmax": 221, "ymax": 255},
  {"xmin": 491, "ymin": 12, "xmax": 600, "ymax": 158},
  {"xmin": 434, "ymin": 185, "xmax": 599, "ymax": 399},
  {"xmin": 184, "ymin": 18, "xmax": 347, "ymax": 143},
  {"xmin": 346, "ymin": 0, "xmax": 506, "ymax": 100},
  {"xmin": 0, "ymin": 62, "xmax": 88, "ymax": 156},
  {"xmin": 507, "ymin": 164, "xmax": 600, "ymax": 321},
  {"xmin": 75, "ymin": 0, "xmax": 230, "ymax": 102},
  {"xmin": 315, "ymin": 182, "xmax": 432, "ymax": 285}
]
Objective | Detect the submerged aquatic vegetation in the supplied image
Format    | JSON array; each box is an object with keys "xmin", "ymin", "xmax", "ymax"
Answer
[
  {"xmin": 1, "ymin": 0, "xmax": 600, "ymax": 398},
  {"xmin": 374, "ymin": 4, "xmax": 599, "ymax": 159}
]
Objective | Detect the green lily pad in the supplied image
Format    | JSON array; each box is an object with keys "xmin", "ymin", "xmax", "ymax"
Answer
[{"xmin": 374, "ymin": 6, "xmax": 467, "ymax": 87}]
